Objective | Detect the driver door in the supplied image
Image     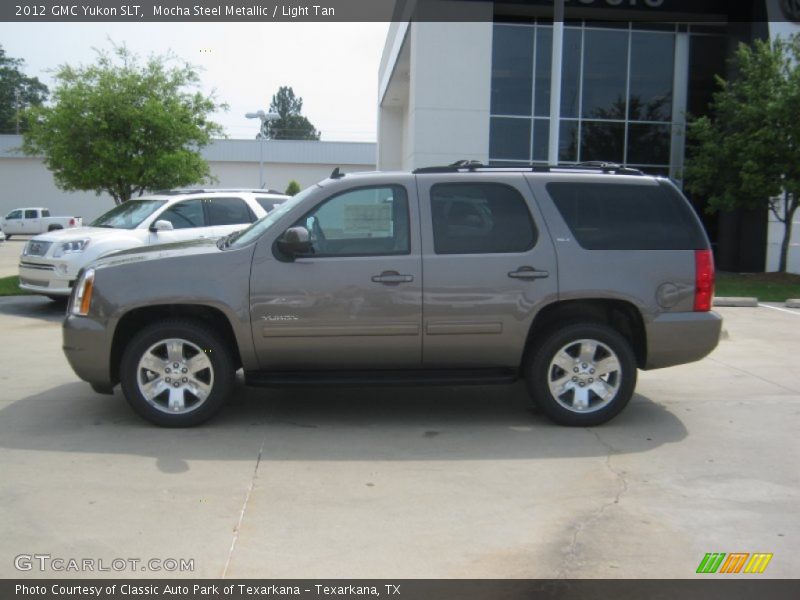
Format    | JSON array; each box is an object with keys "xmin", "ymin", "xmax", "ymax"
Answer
[{"xmin": 249, "ymin": 182, "xmax": 423, "ymax": 369}]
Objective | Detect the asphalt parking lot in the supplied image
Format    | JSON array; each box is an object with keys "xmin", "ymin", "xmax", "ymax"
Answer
[{"xmin": 0, "ymin": 293, "xmax": 798, "ymax": 580}]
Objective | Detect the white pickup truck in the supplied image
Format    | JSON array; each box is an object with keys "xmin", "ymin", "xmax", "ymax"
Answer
[{"xmin": 1, "ymin": 208, "xmax": 83, "ymax": 239}]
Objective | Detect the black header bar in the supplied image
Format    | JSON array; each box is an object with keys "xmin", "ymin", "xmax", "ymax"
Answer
[{"xmin": 0, "ymin": 0, "xmax": 790, "ymax": 23}]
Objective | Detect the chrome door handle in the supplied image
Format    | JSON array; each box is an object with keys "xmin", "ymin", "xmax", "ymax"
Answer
[
  {"xmin": 371, "ymin": 271, "xmax": 414, "ymax": 284},
  {"xmin": 508, "ymin": 266, "xmax": 549, "ymax": 280}
]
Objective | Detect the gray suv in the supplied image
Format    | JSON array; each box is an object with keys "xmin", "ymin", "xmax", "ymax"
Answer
[{"xmin": 62, "ymin": 163, "xmax": 722, "ymax": 427}]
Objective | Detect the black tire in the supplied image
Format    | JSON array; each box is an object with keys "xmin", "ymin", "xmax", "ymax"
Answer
[
  {"xmin": 4, "ymin": 234, "xmax": 10, "ymax": 240},
  {"xmin": 119, "ymin": 319, "xmax": 235, "ymax": 427},
  {"xmin": 46, "ymin": 295, "xmax": 68, "ymax": 304},
  {"xmin": 526, "ymin": 322, "xmax": 637, "ymax": 427},
  {"xmin": 48, "ymin": 225, "xmax": 63, "ymax": 232}
]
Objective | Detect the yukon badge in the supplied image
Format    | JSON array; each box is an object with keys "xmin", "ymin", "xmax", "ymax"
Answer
[{"xmin": 262, "ymin": 315, "xmax": 300, "ymax": 322}]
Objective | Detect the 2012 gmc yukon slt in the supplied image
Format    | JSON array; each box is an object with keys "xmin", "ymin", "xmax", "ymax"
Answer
[{"xmin": 63, "ymin": 163, "xmax": 722, "ymax": 427}]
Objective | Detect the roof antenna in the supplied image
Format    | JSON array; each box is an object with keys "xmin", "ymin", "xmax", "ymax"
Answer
[{"xmin": 330, "ymin": 167, "xmax": 345, "ymax": 179}]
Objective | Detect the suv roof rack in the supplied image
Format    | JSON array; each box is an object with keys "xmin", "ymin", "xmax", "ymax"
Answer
[
  {"xmin": 413, "ymin": 160, "xmax": 644, "ymax": 176},
  {"xmin": 152, "ymin": 188, "xmax": 285, "ymax": 195}
]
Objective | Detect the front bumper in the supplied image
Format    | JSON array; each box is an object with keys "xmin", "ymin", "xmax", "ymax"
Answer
[
  {"xmin": 644, "ymin": 311, "xmax": 723, "ymax": 370},
  {"xmin": 63, "ymin": 314, "xmax": 115, "ymax": 388},
  {"xmin": 19, "ymin": 259, "xmax": 76, "ymax": 296}
]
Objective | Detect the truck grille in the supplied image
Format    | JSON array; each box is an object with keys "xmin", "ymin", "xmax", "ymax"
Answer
[
  {"xmin": 19, "ymin": 261, "xmax": 55, "ymax": 271},
  {"xmin": 23, "ymin": 241, "xmax": 52, "ymax": 257}
]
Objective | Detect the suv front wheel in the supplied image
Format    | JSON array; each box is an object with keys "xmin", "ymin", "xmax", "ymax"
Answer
[
  {"xmin": 120, "ymin": 320, "xmax": 235, "ymax": 427},
  {"xmin": 527, "ymin": 323, "xmax": 636, "ymax": 426}
]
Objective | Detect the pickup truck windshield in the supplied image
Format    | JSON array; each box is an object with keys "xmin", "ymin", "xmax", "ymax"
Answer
[
  {"xmin": 226, "ymin": 186, "xmax": 315, "ymax": 249},
  {"xmin": 90, "ymin": 200, "xmax": 166, "ymax": 229}
]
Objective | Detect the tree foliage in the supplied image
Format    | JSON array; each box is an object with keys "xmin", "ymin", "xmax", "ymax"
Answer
[
  {"xmin": 22, "ymin": 44, "xmax": 225, "ymax": 204},
  {"xmin": 685, "ymin": 35, "xmax": 800, "ymax": 273},
  {"xmin": 261, "ymin": 86, "xmax": 320, "ymax": 140},
  {"xmin": 285, "ymin": 180, "xmax": 301, "ymax": 196},
  {"xmin": 0, "ymin": 45, "xmax": 48, "ymax": 134}
]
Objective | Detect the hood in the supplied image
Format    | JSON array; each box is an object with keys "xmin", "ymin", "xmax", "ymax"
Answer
[
  {"xmin": 28, "ymin": 226, "xmax": 141, "ymax": 243},
  {"xmin": 91, "ymin": 238, "xmax": 222, "ymax": 270}
]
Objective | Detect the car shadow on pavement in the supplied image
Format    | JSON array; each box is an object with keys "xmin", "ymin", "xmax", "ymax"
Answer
[
  {"xmin": 0, "ymin": 295, "xmax": 66, "ymax": 323},
  {"xmin": 0, "ymin": 379, "xmax": 688, "ymax": 472}
]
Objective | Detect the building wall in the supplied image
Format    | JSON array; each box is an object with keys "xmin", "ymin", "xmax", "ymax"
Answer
[
  {"xmin": 377, "ymin": 2, "xmax": 494, "ymax": 170},
  {"xmin": 765, "ymin": 0, "xmax": 800, "ymax": 273},
  {"xmin": 0, "ymin": 136, "xmax": 375, "ymax": 222}
]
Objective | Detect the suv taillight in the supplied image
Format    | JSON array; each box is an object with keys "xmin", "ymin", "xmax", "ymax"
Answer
[{"xmin": 694, "ymin": 249, "xmax": 714, "ymax": 312}]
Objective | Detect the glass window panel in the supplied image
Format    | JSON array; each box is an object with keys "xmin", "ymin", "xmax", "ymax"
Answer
[
  {"xmin": 491, "ymin": 24, "xmax": 534, "ymax": 115},
  {"xmin": 688, "ymin": 34, "xmax": 728, "ymax": 118},
  {"xmin": 581, "ymin": 29, "xmax": 628, "ymax": 119},
  {"xmin": 534, "ymin": 26, "xmax": 552, "ymax": 117},
  {"xmin": 533, "ymin": 119, "xmax": 549, "ymax": 162},
  {"xmin": 629, "ymin": 32, "xmax": 674, "ymax": 122},
  {"xmin": 560, "ymin": 120, "xmax": 580, "ymax": 163},
  {"xmin": 532, "ymin": 120, "xmax": 580, "ymax": 163},
  {"xmin": 159, "ymin": 199, "xmax": 205, "ymax": 230},
  {"xmin": 206, "ymin": 197, "xmax": 256, "ymax": 226},
  {"xmin": 580, "ymin": 121, "xmax": 625, "ymax": 163},
  {"xmin": 546, "ymin": 182, "xmax": 707, "ymax": 250},
  {"xmin": 561, "ymin": 27, "xmax": 583, "ymax": 118},
  {"xmin": 490, "ymin": 117, "xmax": 532, "ymax": 161},
  {"xmin": 296, "ymin": 186, "xmax": 410, "ymax": 257},
  {"xmin": 431, "ymin": 183, "xmax": 537, "ymax": 255},
  {"xmin": 627, "ymin": 123, "xmax": 671, "ymax": 165}
]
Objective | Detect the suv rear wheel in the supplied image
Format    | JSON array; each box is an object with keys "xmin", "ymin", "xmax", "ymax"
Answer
[
  {"xmin": 120, "ymin": 320, "xmax": 235, "ymax": 427},
  {"xmin": 527, "ymin": 323, "xmax": 636, "ymax": 426}
]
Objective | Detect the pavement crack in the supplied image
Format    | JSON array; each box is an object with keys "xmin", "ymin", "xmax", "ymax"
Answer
[
  {"xmin": 221, "ymin": 434, "xmax": 266, "ymax": 578},
  {"xmin": 557, "ymin": 429, "xmax": 628, "ymax": 578}
]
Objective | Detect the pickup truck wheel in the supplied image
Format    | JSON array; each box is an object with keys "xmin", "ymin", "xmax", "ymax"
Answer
[
  {"xmin": 526, "ymin": 323, "xmax": 636, "ymax": 427},
  {"xmin": 120, "ymin": 320, "xmax": 234, "ymax": 427}
]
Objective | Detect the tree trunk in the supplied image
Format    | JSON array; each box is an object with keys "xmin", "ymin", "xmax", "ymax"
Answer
[{"xmin": 778, "ymin": 192, "xmax": 798, "ymax": 273}]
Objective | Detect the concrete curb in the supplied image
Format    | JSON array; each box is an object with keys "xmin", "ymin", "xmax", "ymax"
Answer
[
  {"xmin": 713, "ymin": 297, "xmax": 758, "ymax": 307},
  {"xmin": 786, "ymin": 299, "xmax": 800, "ymax": 309}
]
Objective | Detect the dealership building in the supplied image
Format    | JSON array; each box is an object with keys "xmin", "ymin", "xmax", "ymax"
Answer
[{"xmin": 378, "ymin": 0, "xmax": 800, "ymax": 273}]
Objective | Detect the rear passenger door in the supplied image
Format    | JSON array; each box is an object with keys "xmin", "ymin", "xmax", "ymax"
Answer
[{"xmin": 416, "ymin": 174, "xmax": 558, "ymax": 368}]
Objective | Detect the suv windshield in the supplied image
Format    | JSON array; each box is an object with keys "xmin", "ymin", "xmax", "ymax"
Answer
[
  {"xmin": 90, "ymin": 200, "xmax": 166, "ymax": 229},
  {"xmin": 226, "ymin": 187, "xmax": 315, "ymax": 249}
]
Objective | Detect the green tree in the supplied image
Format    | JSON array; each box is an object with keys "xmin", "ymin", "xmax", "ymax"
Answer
[
  {"xmin": 261, "ymin": 86, "xmax": 320, "ymax": 140},
  {"xmin": 22, "ymin": 44, "xmax": 225, "ymax": 204},
  {"xmin": 685, "ymin": 35, "xmax": 800, "ymax": 273},
  {"xmin": 285, "ymin": 180, "xmax": 301, "ymax": 196},
  {"xmin": 0, "ymin": 45, "xmax": 48, "ymax": 134}
]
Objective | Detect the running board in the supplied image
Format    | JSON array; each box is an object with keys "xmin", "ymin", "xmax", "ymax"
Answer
[{"xmin": 244, "ymin": 368, "xmax": 518, "ymax": 387}]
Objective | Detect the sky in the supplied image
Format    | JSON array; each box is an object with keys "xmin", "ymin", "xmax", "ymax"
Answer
[{"xmin": 0, "ymin": 22, "xmax": 391, "ymax": 142}]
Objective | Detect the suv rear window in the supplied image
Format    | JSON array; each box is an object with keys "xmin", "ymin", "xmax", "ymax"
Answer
[
  {"xmin": 546, "ymin": 181, "xmax": 707, "ymax": 250},
  {"xmin": 431, "ymin": 183, "xmax": 537, "ymax": 254}
]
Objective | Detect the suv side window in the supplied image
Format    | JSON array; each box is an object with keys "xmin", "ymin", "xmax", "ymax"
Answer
[
  {"xmin": 296, "ymin": 186, "xmax": 410, "ymax": 257},
  {"xmin": 430, "ymin": 183, "xmax": 537, "ymax": 254},
  {"xmin": 158, "ymin": 199, "xmax": 205, "ymax": 230},
  {"xmin": 546, "ymin": 182, "xmax": 707, "ymax": 250},
  {"xmin": 6, "ymin": 210, "xmax": 22, "ymax": 220},
  {"xmin": 24, "ymin": 210, "xmax": 38, "ymax": 219},
  {"xmin": 206, "ymin": 197, "xmax": 256, "ymax": 226}
]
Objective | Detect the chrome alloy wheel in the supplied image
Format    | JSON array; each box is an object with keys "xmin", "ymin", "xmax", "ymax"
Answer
[
  {"xmin": 547, "ymin": 339, "xmax": 622, "ymax": 414},
  {"xmin": 136, "ymin": 338, "xmax": 214, "ymax": 414}
]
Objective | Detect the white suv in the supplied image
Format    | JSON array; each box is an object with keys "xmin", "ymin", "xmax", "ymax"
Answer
[{"xmin": 19, "ymin": 189, "xmax": 289, "ymax": 298}]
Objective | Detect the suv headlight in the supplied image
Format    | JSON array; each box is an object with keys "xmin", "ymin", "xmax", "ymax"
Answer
[
  {"xmin": 53, "ymin": 239, "xmax": 90, "ymax": 258},
  {"xmin": 70, "ymin": 268, "xmax": 95, "ymax": 316}
]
